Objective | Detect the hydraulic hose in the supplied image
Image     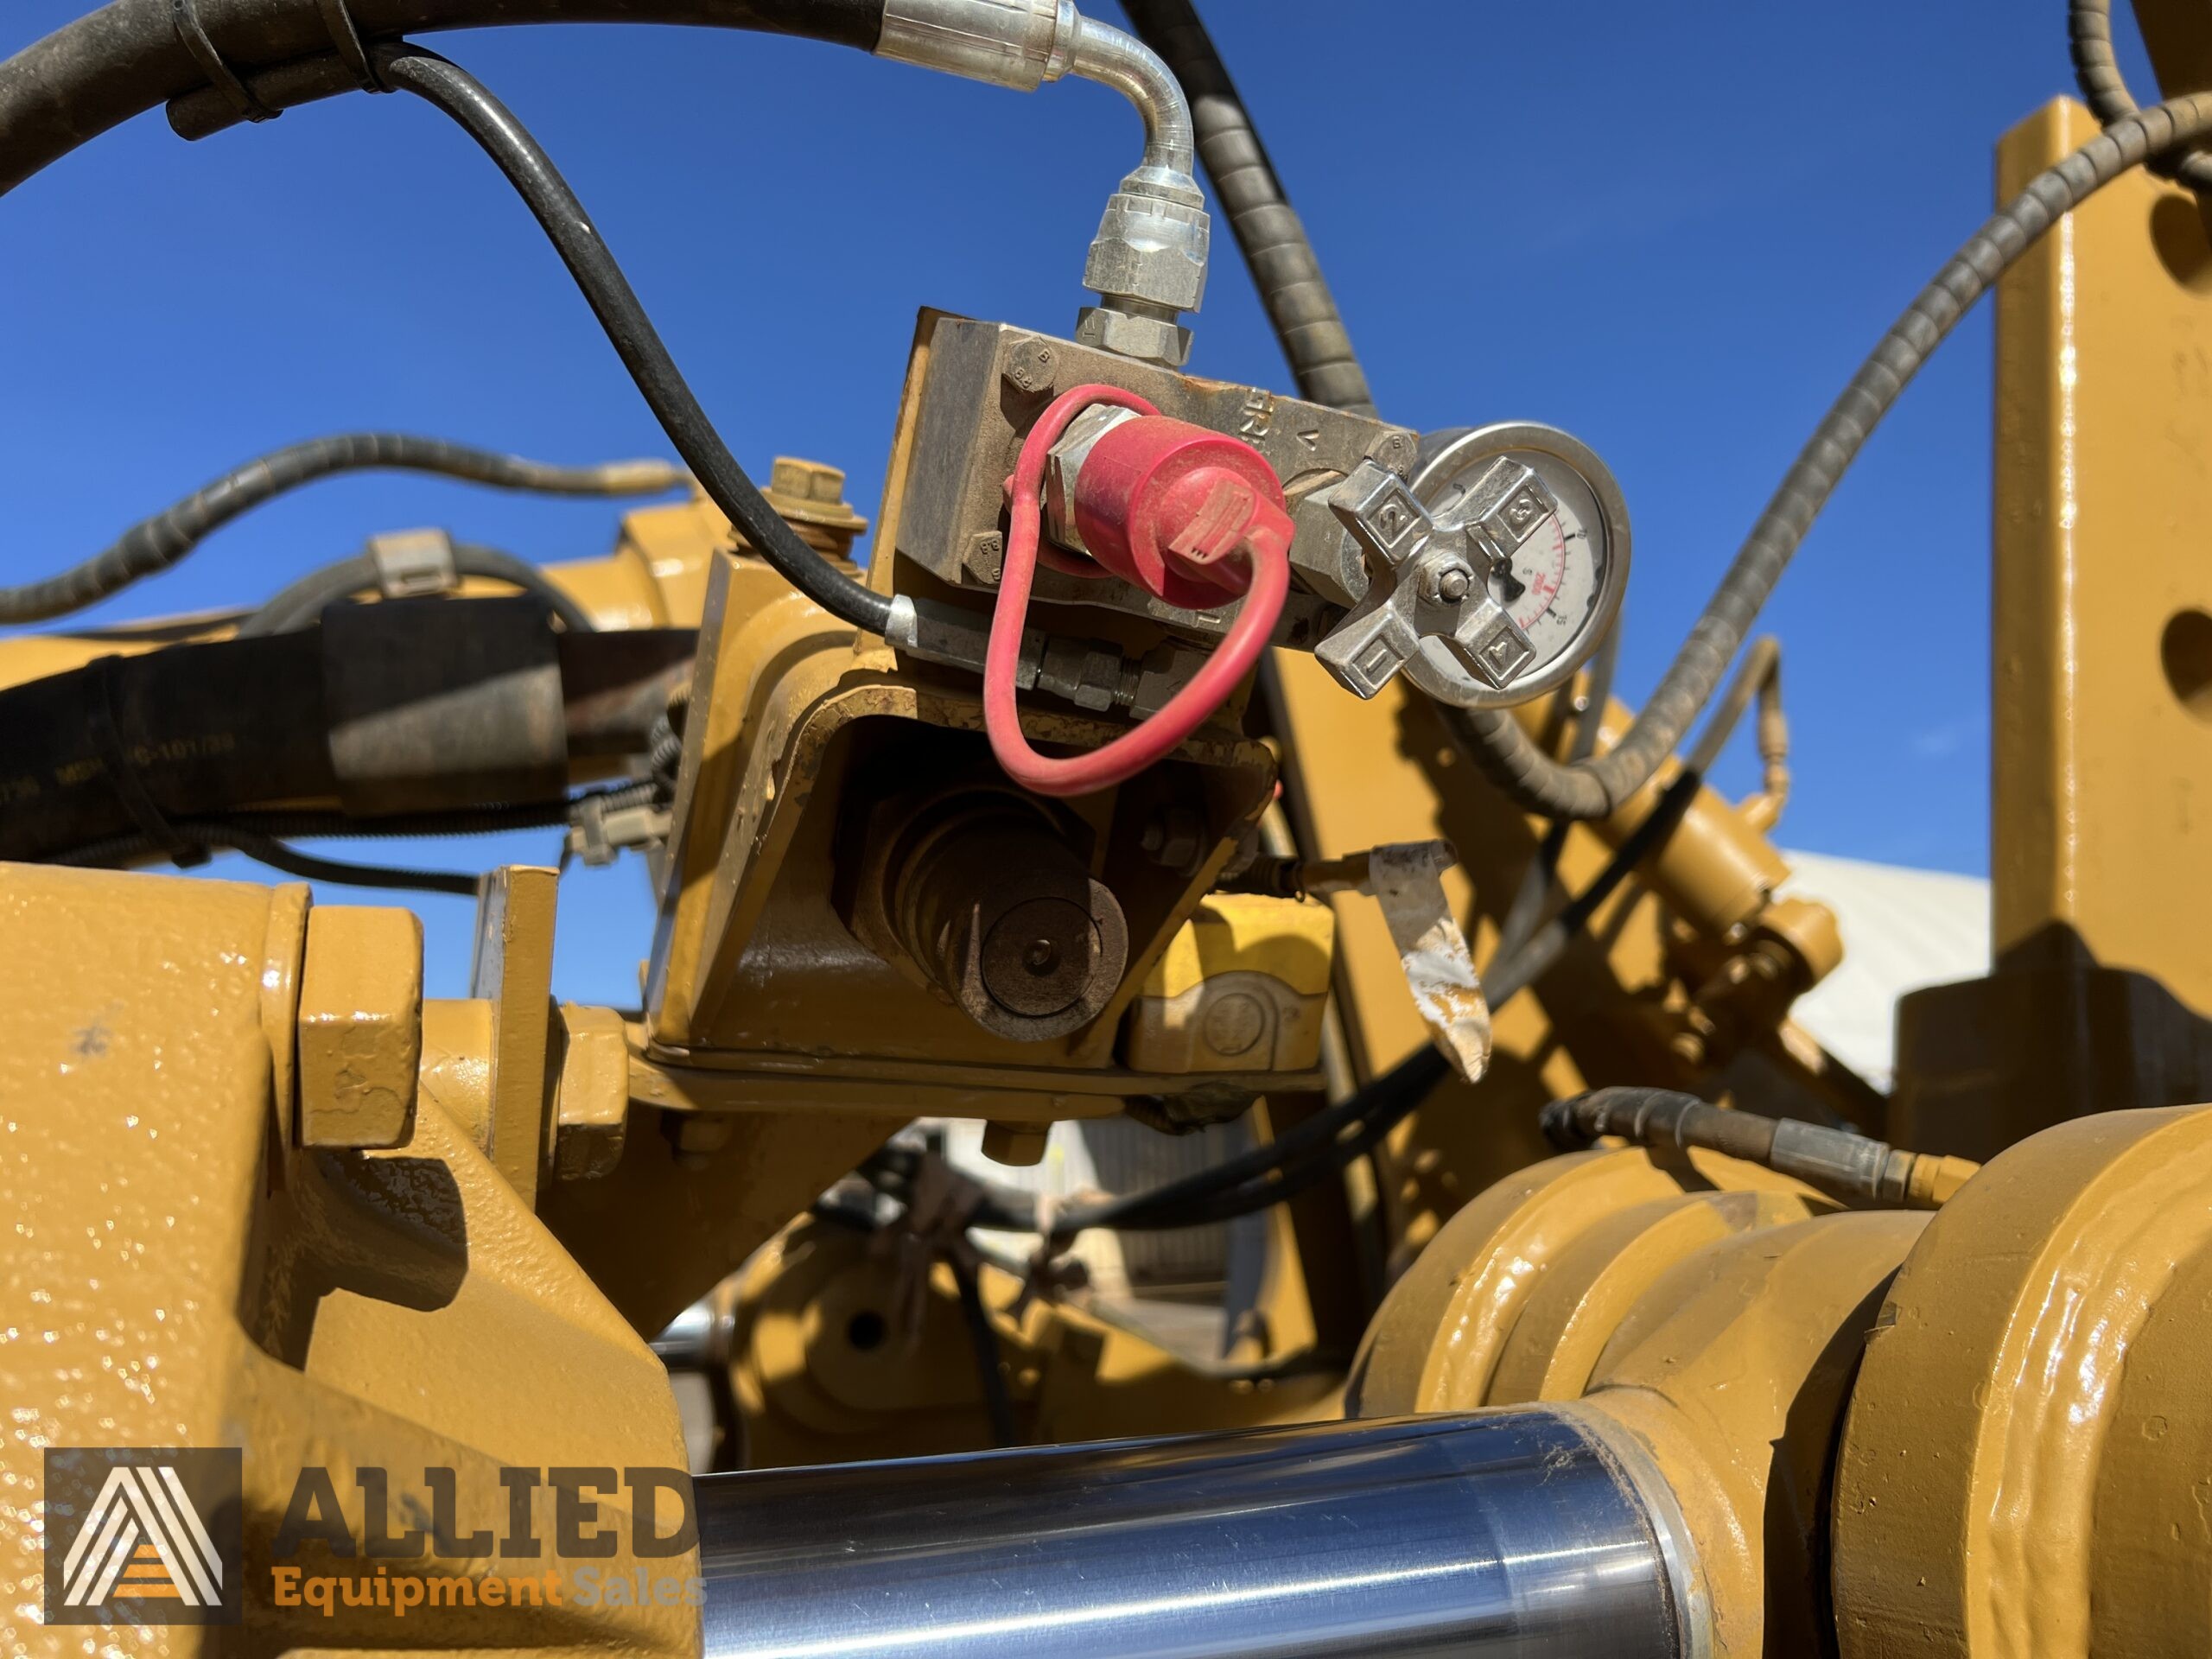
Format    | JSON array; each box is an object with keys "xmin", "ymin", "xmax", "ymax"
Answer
[
  {"xmin": 1444, "ymin": 87, "xmax": 2212, "ymax": 821},
  {"xmin": 1120, "ymin": 0, "xmax": 1375, "ymax": 415},
  {"xmin": 2069, "ymin": 0, "xmax": 2212, "ymax": 192},
  {"xmin": 365, "ymin": 46, "xmax": 894, "ymax": 634},
  {"xmin": 1541, "ymin": 1087, "xmax": 1980, "ymax": 1211},
  {"xmin": 0, "ymin": 1, "xmax": 887, "ymax": 198},
  {"xmin": 0, "ymin": 434, "xmax": 677, "ymax": 626}
]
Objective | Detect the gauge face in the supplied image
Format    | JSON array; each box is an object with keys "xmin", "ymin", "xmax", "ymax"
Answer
[{"xmin": 1404, "ymin": 423, "xmax": 1630, "ymax": 709}]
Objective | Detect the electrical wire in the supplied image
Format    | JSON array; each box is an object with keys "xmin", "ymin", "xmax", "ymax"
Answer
[
  {"xmin": 235, "ymin": 542, "xmax": 599, "ymax": 636},
  {"xmin": 1491, "ymin": 620, "xmax": 1620, "ymax": 967},
  {"xmin": 0, "ymin": 434, "xmax": 681, "ymax": 626},
  {"xmin": 54, "ymin": 780, "xmax": 660, "ymax": 893},
  {"xmin": 115, "ymin": 824, "xmax": 486, "ymax": 896},
  {"xmin": 1442, "ymin": 87, "xmax": 2212, "ymax": 822},
  {"xmin": 984, "ymin": 384, "xmax": 1292, "ymax": 798},
  {"xmin": 372, "ymin": 47, "xmax": 895, "ymax": 637}
]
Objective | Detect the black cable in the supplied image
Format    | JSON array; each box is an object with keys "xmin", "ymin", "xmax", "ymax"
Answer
[
  {"xmin": 53, "ymin": 780, "xmax": 659, "ymax": 883},
  {"xmin": 1491, "ymin": 621, "xmax": 1620, "ymax": 966},
  {"xmin": 64, "ymin": 819, "xmax": 484, "ymax": 895},
  {"xmin": 1119, "ymin": 0, "xmax": 1375, "ymax": 415},
  {"xmin": 2069, "ymin": 0, "xmax": 2212, "ymax": 192},
  {"xmin": 358, "ymin": 46, "xmax": 893, "ymax": 636},
  {"xmin": 1444, "ymin": 88, "xmax": 2212, "ymax": 823},
  {"xmin": 235, "ymin": 542, "xmax": 600, "ymax": 636},
  {"xmin": 946, "ymin": 1250, "xmax": 1019, "ymax": 1447},
  {"xmin": 0, "ymin": 2, "xmax": 887, "ymax": 198},
  {"xmin": 0, "ymin": 434, "xmax": 682, "ymax": 626}
]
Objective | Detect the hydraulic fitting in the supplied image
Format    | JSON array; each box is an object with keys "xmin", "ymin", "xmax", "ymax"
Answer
[
  {"xmin": 875, "ymin": 2, "xmax": 1211, "ymax": 365},
  {"xmin": 1043, "ymin": 410, "xmax": 1294, "ymax": 606}
]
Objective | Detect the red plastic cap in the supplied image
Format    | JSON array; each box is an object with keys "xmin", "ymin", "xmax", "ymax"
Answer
[{"xmin": 1070, "ymin": 416, "xmax": 1295, "ymax": 610}]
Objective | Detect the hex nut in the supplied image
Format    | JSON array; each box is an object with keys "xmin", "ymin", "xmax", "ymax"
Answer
[
  {"xmin": 296, "ymin": 906, "xmax": 423, "ymax": 1149},
  {"xmin": 1083, "ymin": 193, "xmax": 1210, "ymax": 314},
  {"xmin": 1075, "ymin": 304, "xmax": 1193, "ymax": 369},
  {"xmin": 982, "ymin": 1121, "xmax": 1051, "ymax": 1166},
  {"xmin": 552, "ymin": 1003, "xmax": 631, "ymax": 1180}
]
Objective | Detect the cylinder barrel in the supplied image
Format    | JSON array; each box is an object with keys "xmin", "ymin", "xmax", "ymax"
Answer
[{"xmin": 696, "ymin": 1408, "xmax": 1694, "ymax": 1659}]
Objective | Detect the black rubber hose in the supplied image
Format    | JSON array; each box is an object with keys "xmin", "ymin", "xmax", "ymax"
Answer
[
  {"xmin": 0, "ymin": 435, "xmax": 680, "ymax": 626},
  {"xmin": 1491, "ymin": 621, "xmax": 1619, "ymax": 966},
  {"xmin": 0, "ymin": 1, "xmax": 884, "ymax": 198},
  {"xmin": 365, "ymin": 46, "xmax": 893, "ymax": 634},
  {"xmin": 2069, "ymin": 0, "xmax": 2212, "ymax": 192},
  {"xmin": 1446, "ymin": 89, "xmax": 2212, "ymax": 821},
  {"xmin": 1119, "ymin": 0, "xmax": 1375, "ymax": 416},
  {"xmin": 1539, "ymin": 1085, "xmax": 1966, "ymax": 1211},
  {"xmin": 236, "ymin": 542, "xmax": 599, "ymax": 635}
]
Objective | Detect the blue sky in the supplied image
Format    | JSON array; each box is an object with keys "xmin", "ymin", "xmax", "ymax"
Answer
[{"xmin": 0, "ymin": 3, "xmax": 2150, "ymax": 999}]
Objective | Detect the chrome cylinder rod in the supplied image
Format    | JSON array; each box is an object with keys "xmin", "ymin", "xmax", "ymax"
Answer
[{"xmin": 696, "ymin": 1408, "xmax": 1696, "ymax": 1659}]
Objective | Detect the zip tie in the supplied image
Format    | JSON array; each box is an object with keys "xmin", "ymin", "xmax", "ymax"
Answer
[
  {"xmin": 169, "ymin": 0, "xmax": 280, "ymax": 124},
  {"xmin": 86, "ymin": 656, "xmax": 208, "ymax": 869},
  {"xmin": 315, "ymin": 0, "xmax": 389, "ymax": 92}
]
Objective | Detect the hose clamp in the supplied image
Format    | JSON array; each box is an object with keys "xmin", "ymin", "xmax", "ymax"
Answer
[{"xmin": 168, "ymin": 0, "xmax": 280, "ymax": 124}]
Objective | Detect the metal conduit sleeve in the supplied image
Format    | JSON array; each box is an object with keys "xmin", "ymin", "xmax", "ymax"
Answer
[
  {"xmin": 696, "ymin": 1410, "xmax": 1700, "ymax": 1659},
  {"xmin": 2069, "ymin": 0, "xmax": 2212, "ymax": 191},
  {"xmin": 1446, "ymin": 89, "xmax": 2212, "ymax": 820},
  {"xmin": 0, "ymin": 0, "xmax": 886, "ymax": 197},
  {"xmin": 1119, "ymin": 0, "xmax": 1376, "ymax": 414},
  {"xmin": 0, "ymin": 434, "xmax": 678, "ymax": 626}
]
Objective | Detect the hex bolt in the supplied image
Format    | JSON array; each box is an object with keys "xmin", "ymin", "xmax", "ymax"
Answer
[
  {"xmin": 296, "ymin": 906, "xmax": 423, "ymax": 1150},
  {"xmin": 1421, "ymin": 561, "xmax": 1477, "ymax": 605},
  {"xmin": 982, "ymin": 1121, "xmax": 1051, "ymax": 1167},
  {"xmin": 1002, "ymin": 340, "xmax": 1058, "ymax": 394}
]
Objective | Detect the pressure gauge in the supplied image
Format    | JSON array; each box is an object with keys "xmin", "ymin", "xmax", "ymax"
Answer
[
  {"xmin": 1313, "ymin": 421, "xmax": 1630, "ymax": 710},
  {"xmin": 1402, "ymin": 423, "xmax": 1630, "ymax": 709}
]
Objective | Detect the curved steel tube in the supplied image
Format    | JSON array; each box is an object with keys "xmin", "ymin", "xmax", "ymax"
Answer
[
  {"xmin": 696, "ymin": 1408, "xmax": 1695, "ymax": 1659},
  {"xmin": 1067, "ymin": 14, "xmax": 1195, "ymax": 178}
]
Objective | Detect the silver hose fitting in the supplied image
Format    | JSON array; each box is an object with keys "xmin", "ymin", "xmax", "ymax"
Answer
[{"xmin": 875, "ymin": 1, "xmax": 1211, "ymax": 368}]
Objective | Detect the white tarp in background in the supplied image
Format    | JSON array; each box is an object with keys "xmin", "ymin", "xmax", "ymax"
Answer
[{"xmin": 1779, "ymin": 849, "xmax": 1990, "ymax": 1090}]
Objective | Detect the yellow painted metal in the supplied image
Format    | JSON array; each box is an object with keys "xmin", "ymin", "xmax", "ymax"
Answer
[
  {"xmin": 727, "ymin": 1215, "xmax": 1341, "ymax": 1470},
  {"xmin": 1345, "ymin": 1145, "xmax": 1836, "ymax": 1416},
  {"xmin": 1989, "ymin": 99, "xmax": 2212, "ymax": 1001},
  {"xmin": 469, "ymin": 864, "xmax": 562, "ymax": 1204},
  {"xmin": 551, "ymin": 1001, "xmax": 632, "ymax": 1179},
  {"xmin": 1345, "ymin": 1141, "xmax": 1924, "ymax": 1657},
  {"xmin": 1125, "ymin": 894, "xmax": 1334, "ymax": 1073},
  {"xmin": 1834, "ymin": 1104, "xmax": 2212, "ymax": 1659},
  {"xmin": 0, "ymin": 863, "xmax": 694, "ymax": 1658},
  {"xmin": 1268, "ymin": 652, "xmax": 1842, "ymax": 1262},
  {"xmin": 1141, "ymin": 893, "xmax": 1336, "ymax": 999},
  {"xmin": 296, "ymin": 903, "xmax": 423, "ymax": 1149}
]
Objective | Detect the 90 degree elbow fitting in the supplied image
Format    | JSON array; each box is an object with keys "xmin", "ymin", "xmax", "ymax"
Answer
[{"xmin": 874, "ymin": 0, "xmax": 1211, "ymax": 366}]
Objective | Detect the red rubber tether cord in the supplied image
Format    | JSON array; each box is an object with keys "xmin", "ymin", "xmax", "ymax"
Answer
[{"xmin": 985, "ymin": 384, "xmax": 1293, "ymax": 798}]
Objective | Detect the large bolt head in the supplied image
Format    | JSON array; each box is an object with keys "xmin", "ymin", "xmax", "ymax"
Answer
[{"xmin": 296, "ymin": 906, "xmax": 422, "ymax": 1149}]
